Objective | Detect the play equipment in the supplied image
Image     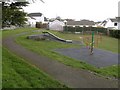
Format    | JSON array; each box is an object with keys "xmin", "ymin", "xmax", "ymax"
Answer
[
  {"xmin": 82, "ymin": 31, "xmax": 102, "ymax": 55},
  {"xmin": 90, "ymin": 31, "xmax": 94, "ymax": 55},
  {"xmin": 42, "ymin": 31, "xmax": 72, "ymax": 43},
  {"xmin": 83, "ymin": 32, "xmax": 102, "ymax": 47}
]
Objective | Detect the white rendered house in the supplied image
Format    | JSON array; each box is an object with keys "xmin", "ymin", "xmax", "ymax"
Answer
[
  {"xmin": 26, "ymin": 12, "xmax": 45, "ymax": 27},
  {"xmin": 100, "ymin": 17, "xmax": 120, "ymax": 30},
  {"xmin": 105, "ymin": 18, "xmax": 119, "ymax": 29}
]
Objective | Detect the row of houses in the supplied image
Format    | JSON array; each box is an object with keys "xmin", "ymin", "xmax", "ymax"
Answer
[
  {"xmin": 98, "ymin": 17, "xmax": 120, "ymax": 30},
  {"xmin": 26, "ymin": 12, "xmax": 120, "ymax": 31}
]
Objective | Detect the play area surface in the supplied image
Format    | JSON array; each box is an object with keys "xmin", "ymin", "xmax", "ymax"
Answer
[{"xmin": 55, "ymin": 47, "xmax": 118, "ymax": 68}]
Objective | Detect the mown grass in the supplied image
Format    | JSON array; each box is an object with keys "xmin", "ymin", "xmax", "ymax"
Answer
[
  {"xmin": 2, "ymin": 27, "xmax": 39, "ymax": 38},
  {"xmin": 16, "ymin": 30, "xmax": 119, "ymax": 78},
  {"xmin": 2, "ymin": 28, "xmax": 119, "ymax": 81},
  {"xmin": 2, "ymin": 47, "xmax": 67, "ymax": 88},
  {"xmin": 2, "ymin": 28, "xmax": 68, "ymax": 88},
  {"xmin": 45, "ymin": 30, "xmax": 119, "ymax": 53}
]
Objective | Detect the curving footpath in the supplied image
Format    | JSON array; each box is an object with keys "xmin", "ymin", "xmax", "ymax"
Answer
[{"xmin": 3, "ymin": 34, "xmax": 118, "ymax": 88}]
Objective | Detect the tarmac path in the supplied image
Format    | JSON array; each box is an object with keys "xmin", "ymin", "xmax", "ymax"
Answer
[
  {"xmin": 55, "ymin": 47, "xmax": 118, "ymax": 68},
  {"xmin": 2, "ymin": 33, "xmax": 118, "ymax": 88}
]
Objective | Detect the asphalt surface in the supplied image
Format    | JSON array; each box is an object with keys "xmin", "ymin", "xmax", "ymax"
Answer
[
  {"xmin": 55, "ymin": 47, "xmax": 119, "ymax": 68},
  {"xmin": 2, "ymin": 34, "xmax": 118, "ymax": 88}
]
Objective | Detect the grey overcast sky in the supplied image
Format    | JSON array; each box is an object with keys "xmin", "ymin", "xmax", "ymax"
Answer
[{"xmin": 23, "ymin": 0, "xmax": 120, "ymax": 21}]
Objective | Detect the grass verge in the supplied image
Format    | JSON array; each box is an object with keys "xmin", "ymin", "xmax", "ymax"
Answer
[
  {"xmin": 2, "ymin": 28, "xmax": 119, "ymax": 80},
  {"xmin": 16, "ymin": 32, "xmax": 119, "ymax": 78},
  {"xmin": 2, "ymin": 27, "xmax": 39, "ymax": 38},
  {"xmin": 44, "ymin": 30, "xmax": 119, "ymax": 53},
  {"xmin": 2, "ymin": 28, "xmax": 68, "ymax": 88},
  {"xmin": 2, "ymin": 47, "xmax": 67, "ymax": 88}
]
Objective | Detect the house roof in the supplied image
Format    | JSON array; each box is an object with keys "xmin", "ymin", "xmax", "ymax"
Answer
[
  {"xmin": 110, "ymin": 19, "xmax": 117, "ymax": 22},
  {"xmin": 28, "ymin": 13, "xmax": 42, "ymax": 17},
  {"xmin": 67, "ymin": 20, "xmax": 95, "ymax": 26},
  {"xmin": 94, "ymin": 21, "xmax": 102, "ymax": 24},
  {"xmin": 116, "ymin": 17, "xmax": 120, "ymax": 22},
  {"xmin": 110, "ymin": 17, "xmax": 120, "ymax": 22},
  {"xmin": 49, "ymin": 18, "xmax": 64, "ymax": 22},
  {"xmin": 101, "ymin": 20, "xmax": 107, "ymax": 26}
]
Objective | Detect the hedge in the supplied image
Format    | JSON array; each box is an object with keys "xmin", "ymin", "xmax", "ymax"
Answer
[
  {"xmin": 63, "ymin": 26, "xmax": 120, "ymax": 38},
  {"xmin": 63, "ymin": 26, "xmax": 107, "ymax": 35},
  {"xmin": 109, "ymin": 30, "xmax": 120, "ymax": 38},
  {"xmin": 36, "ymin": 22, "xmax": 48, "ymax": 29}
]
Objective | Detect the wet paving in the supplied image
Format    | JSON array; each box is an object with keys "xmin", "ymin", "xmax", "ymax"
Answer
[{"xmin": 55, "ymin": 47, "xmax": 119, "ymax": 68}]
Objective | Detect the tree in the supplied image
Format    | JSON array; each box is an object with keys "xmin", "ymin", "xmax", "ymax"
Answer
[
  {"xmin": 2, "ymin": 2, "xmax": 29, "ymax": 27},
  {"xmin": 0, "ymin": 0, "xmax": 44, "ymax": 3},
  {"xmin": 1, "ymin": 0, "xmax": 44, "ymax": 27}
]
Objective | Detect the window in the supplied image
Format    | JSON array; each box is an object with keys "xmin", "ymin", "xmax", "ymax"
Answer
[{"xmin": 114, "ymin": 23, "xmax": 117, "ymax": 26}]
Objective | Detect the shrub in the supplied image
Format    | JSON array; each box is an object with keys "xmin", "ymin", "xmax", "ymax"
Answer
[
  {"xmin": 109, "ymin": 30, "xmax": 120, "ymax": 39},
  {"xmin": 63, "ymin": 26, "xmax": 107, "ymax": 35}
]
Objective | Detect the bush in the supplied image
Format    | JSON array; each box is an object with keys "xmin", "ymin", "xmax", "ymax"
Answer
[
  {"xmin": 109, "ymin": 30, "xmax": 120, "ymax": 38},
  {"xmin": 36, "ymin": 22, "xmax": 48, "ymax": 29},
  {"xmin": 64, "ymin": 26, "xmax": 120, "ymax": 38},
  {"xmin": 63, "ymin": 26, "xmax": 107, "ymax": 35}
]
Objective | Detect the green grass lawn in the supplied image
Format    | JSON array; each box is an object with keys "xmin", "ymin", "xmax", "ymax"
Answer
[
  {"xmin": 45, "ymin": 30, "xmax": 119, "ymax": 53},
  {"xmin": 2, "ymin": 27, "xmax": 39, "ymax": 38},
  {"xmin": 2, "ymin": 47, "xmax": 67, "ymax": 88},
  {"xmin": 2, "ymin": 27, "xmax": 119, "ymax": 90},
  {"xmin": 2, "ymin": 28, "xmax": 68, "ymax": 88},
  {"xmin": 15, "ymin": 29, "xmax": 119, "ymax": 78}
]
